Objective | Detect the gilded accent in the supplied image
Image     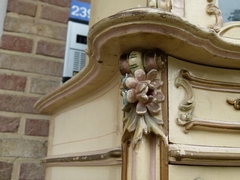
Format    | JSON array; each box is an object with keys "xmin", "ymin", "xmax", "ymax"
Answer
[
  {"xmin": 180, "ymin": 69, "xmax": 240, "ymax": 93},
  {"xmin": 41, "ymin": 149, "xmax": 122, "ymax": 164},
  {"xmin": 120, "ymin": 50, "xmax": 167, "ymax": 148},
  {"xmin": 206, "ymin": 0, "xmax": 223, "ymax": 32},
  {"xmin": 227, "ymin": 99, "xmax": 240, "ymax": 110}
]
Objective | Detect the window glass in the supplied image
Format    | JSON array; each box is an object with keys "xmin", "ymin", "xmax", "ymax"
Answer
[{"xmin": 219, "ymin": 0, "xmax": 240, "ymax": 23}]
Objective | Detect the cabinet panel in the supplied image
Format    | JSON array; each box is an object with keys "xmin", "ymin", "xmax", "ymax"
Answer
[
  {"xmin": 45, "ymin": 166, "xmax": 121, "ymax": 180},
  {"xmin": 169, "ymin": 165, "xmax": 240, "ymax": 180},
  {"xmin": 49, "ymin": 76, "xmax": 122, "ymax": 156},
  {"xmin": 168, "ymin": 56, "xmax": 240, "ymax": 147}
]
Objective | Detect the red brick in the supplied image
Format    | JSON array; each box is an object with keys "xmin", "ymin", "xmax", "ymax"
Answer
[
  {"xmin": 0, "ymin": 94, "xmax": 39, "ymax": 114},
  {"xmin": 0, "ymin": 53, "xmax": 63, "ymax": 77},
  {"xmin": 25, "ymin": 119, "xmax": 49, "ymax": 137},
  {"xmin": 30, "ymin": 78, "xmax": 60, "ymax": 95},
  {"xmin": 1, "ymin": 34, "xmax": 33, "ymax": 53},
  {"xmin": 36, "ymin": 40, "xmax": 65, "ymax": 58},
  {"xmin": 40, "ymin": 0, "xmax": 71, "ymax": 7},
  {"xmin": 41, "ymin": 5, "xmax": 69, "ymax": 23},
  {"xmin": 0, "ymin": 74, "xmax": 26, "ymax": 91},
  {"xmin": 0, "ymin": 116, "xmax": 20, "ymax": 133},
  {"xmin": 4, "ymin": 16, "xmax": 67, "ymax": 41},
  {"xmin": 0, "ymin": 162, "xmax": 13, "ymax": 179},
  {"xmin": 7, "ymin": 0, "xmax": 37, "ymax": 17},
  {"xmin": 20, "ymin": 163, "xmax": 45, "ymax": 180}
]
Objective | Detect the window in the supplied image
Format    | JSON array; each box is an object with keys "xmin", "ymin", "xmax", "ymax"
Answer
[{"xmin": 219, "ymin": 0, "xmax": 240, "ymax": 23}]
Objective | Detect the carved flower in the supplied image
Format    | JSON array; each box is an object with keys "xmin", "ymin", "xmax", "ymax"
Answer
[{"xmin": 123, "ymin": 69, "xmax": 165, "ymax": 115}]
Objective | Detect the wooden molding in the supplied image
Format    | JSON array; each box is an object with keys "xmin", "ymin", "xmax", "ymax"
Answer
[
  {"xmin": 180, "ymin": 69, "xmax": 240, "ymax": 93},
  {"xmin": 169, "ymin": 144, "xmax": 240, "ymax": 166},
  {"xmin": 42, "ymin": 148, "xmax": 122, "ymax": 167}
]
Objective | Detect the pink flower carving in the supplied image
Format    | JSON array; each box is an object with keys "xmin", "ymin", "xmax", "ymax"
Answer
[{"xmin": 123, "ymin": 69, "xmax": 165, "ymax": 115}]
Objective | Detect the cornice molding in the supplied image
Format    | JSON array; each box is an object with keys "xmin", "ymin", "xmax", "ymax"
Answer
[
  {"xmin": 88, "ymin": 8, "xmax": 240, "ymax": 68},
  {"xmin": 35, "ymin": 7, "xmax": 240, "ymax": 114}
]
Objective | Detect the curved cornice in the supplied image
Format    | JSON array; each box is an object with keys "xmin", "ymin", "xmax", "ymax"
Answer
[
  {"xmin": 35, "ymin": 7, "xmax": 240, "ymax": 114},
  {"xmin": 88, "ymin": 7, "xmax": 240, "ymax": 68}
]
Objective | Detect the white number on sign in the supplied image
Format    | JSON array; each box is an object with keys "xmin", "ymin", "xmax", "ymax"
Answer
[
  {"xmin": 71, "ymin": 5, "xmax": 90, "ymax": 18},
  {"xmin": 87, "ymin": 9, "xmax": 90, "ymax": 18},
  {"xmin": 71, "ymin": 5, "xmax": 79, "ymax": 16}
]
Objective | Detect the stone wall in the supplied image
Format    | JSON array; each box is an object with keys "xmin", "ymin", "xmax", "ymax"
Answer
[{"xmin": 0, "ymin": 0, "xmax": 71, "ymax": 179}]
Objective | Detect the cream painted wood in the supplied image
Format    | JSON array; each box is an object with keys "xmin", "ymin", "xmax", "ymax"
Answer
[
  {"xmin": 45, "ymin": 166, "xmax": 121, "ymax": 180},
  {"xmin": 168, "ymin": 56, "xmax": 240, "ymax": 147},
  {"xmin": 48, "ymin": 75, "xmax": 122, "ymax": 156},
  {"xmin": 169, "ymin": 165, "xmax": 240, "ymax": 180},
  {"xmin": 185, "ymin": 0, "xmax": 216, "ymax": 29},
  {"xmin": 169, "ymin": 144, "xmax": 240, "ymax": 166},
  {"xmin": 125, "ymin": 135, "xmax": 161, "ymax": 180},
  {"xmin": 89, "ymin": 0, "xmax": 146, "ymax": 27},
  {"xmin": 218, "ymin": 22, "xmax": 240, "ymax": 43}
]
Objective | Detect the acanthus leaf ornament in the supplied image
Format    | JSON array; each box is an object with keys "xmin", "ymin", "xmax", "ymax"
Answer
[{"xmin": 119, "ymin": 50, "xmax": 167, "ymax": 149}]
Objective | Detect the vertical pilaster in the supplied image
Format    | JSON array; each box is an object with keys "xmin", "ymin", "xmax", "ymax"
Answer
[{"xmin": 119, "ymin": 50, "xmax": 167, "ymax": 180}]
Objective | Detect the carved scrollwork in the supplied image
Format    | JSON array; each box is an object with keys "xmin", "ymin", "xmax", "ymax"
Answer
[
  {"xmin": 206, "ymin": 0, "xmax": 223, "ymax": 32},
  {"xmin": 176, "ymin": 69, "xmax": 240, "ymax": 133},
  {"xmin": 175, "ymin": 76, "xmax": 195, "ymax": 133},
  {"xmin": 119, "ymin": 50, "xmax": 167, "ymax": 148},
  {"xmin": 175, "ymin": 77, "xmax": 194, "ymax": 111}
]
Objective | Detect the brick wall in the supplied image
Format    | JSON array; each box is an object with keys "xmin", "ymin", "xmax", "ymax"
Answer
[{"xmin": 0, "ymin": 0, "xmax": 72, "ymax": 179}]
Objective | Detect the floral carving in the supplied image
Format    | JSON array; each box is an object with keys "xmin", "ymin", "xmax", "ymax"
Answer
[
  {"xmin": 122, "ymin": 69, "xmax": 165, "ymax": 115},
  {"xmin": 120, "ymin": 50, "xmax": 167, "ymax": 148}
]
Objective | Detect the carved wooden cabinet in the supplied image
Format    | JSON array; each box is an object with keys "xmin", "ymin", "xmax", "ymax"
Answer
[{"xmin": 35, "ymin": 1, "xmax": 240, "ymax": 179}]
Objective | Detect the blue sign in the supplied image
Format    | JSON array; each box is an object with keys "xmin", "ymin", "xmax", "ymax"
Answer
[{"xmin": 70, "ymin": 0, "xmax": 90, "ymax": 22}]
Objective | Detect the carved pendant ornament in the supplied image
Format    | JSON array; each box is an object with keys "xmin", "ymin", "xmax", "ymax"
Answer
[{"xmin": 119, "ymin": 50, "xmax": 167, "ymax": 148}]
